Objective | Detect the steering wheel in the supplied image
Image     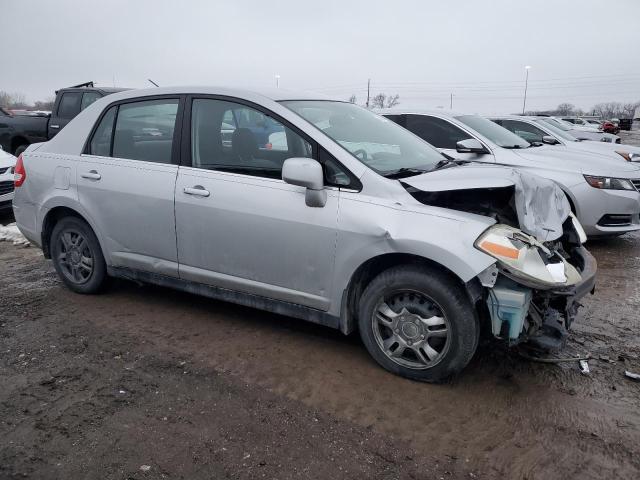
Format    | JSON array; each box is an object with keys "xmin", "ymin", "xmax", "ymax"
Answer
[{"xmin": 352, "ymin": 149, "xmax": 369, "ymax": 161}]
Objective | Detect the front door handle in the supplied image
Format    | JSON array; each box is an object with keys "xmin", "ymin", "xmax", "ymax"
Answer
[
  {"xmin": 50, "ymin": 124, "xmax": 60, "ymax": 129},
  {"xmin": 81, "ymin": 170, "xmax": 101, "ymax": 180},
  {"xmin": 183, "ymin": 186, "xmax": 210, "ymax": 197}
]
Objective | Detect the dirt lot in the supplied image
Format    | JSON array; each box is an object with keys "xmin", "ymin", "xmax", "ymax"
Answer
[{"xmin": 1, "ymin": 207, "xmax": 640, "ymax": 478}]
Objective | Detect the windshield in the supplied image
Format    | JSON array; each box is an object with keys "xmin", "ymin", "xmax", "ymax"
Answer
[
  {"xmin": 531, "ymin": 118, "xmax": 579, "ymax": 142},
  {"xmin": 455, "ymin": 115, "xmax": 530, "ymax": 148},
  {"xmin": 540, "ymin": 117, "xmax": 573, "ymax": 131},
  {"xmin": 280, "ymin": 100, "xmax": 445, "ymax": 174}
]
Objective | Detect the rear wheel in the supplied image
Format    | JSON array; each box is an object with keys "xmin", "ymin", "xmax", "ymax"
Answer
[
  {"xmin": 358, "ymin": 265, "xmax": 478, "ymax": 382},
  {"xmin": 50, "ymin": 216, "xmax": 108, "ymax": 294}
]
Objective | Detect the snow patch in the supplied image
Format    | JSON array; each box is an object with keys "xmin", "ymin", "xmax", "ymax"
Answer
[{"xmin": 0, "ymin": 223, "xmax": 29, "ymax": 246}]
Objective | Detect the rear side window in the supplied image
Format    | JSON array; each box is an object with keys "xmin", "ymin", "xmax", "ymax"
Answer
[
  {"xmin": 57, "ymin": 92, "xmax": 82, "ymax": 119},
  {"xmin": 405, "ymin": 115, "xmax": 471, "ymax": 149},
  {"xmin": 112, "ymin": 99, "xmax": 179, "ymax": 163},
  {"xmin": 81, "ymin": 92, "xmax": 102, "ymax": 111},
  {"xmin": 89, "ymin": 106, "xmax": 116, "ymax": 156}
]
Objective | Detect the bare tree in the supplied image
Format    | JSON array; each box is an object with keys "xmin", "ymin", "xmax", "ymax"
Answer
[
  {"xmin": 621, "ymin": 102, "xmax": 640, "ymax": 118},
  {"xmin": 385, "ymin": 94, "xmax": 400, "ymax": 108},
  {"xmin": 556, "ymin": 103, "xmax": 576, "ymax": 116},
  {"xmin": 348, "ymin": 94, "xmax": 357, "ymax": 104},
  {"xmin": 370, "ymin": 93, "xmax": 400, "ymax": 109},
  {"xmin": 371, "ymin": 93, "xmax": 386, "ymax": 109},
  {"xmin": 0, "ymin": 91, "xmax": 28, "ymax": 109}
]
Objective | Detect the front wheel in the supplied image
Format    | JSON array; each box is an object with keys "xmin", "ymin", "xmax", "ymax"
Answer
[
  {"xmin": 358, "ymin": 265, "xmax": 479, "ymax": 382},
  {"xmin": 50, "ymin": 216, "xmax": 108, "ymax": 294}
]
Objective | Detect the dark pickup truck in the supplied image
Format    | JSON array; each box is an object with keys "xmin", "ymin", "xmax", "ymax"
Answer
[{"xmin": 0, "ymin": 82, "xmax": 125, "ymax": 156}]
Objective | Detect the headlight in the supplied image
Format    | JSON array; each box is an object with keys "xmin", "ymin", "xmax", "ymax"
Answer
[
  {"xmin": 475, "ymin": 224, "xmax": 582, "ymax": 287},
  {"xmin": 584, "ymin": 175, "xmax": 636, "ymax": 191},
  {"xmin": 615, "ymin": 151, "xmax": 640, "ymax": 162}
]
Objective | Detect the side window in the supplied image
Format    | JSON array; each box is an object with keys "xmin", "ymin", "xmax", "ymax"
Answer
[
  {"xmin": 191, "ymin": 99, "xmax": 312, "ymax": 179},
  {"xmin": 405, "ymin": 115, "xmax": 472, "ymax": 149},
  {"xmin": 81, "ymin": 92, "xmax": 102, "ymax": 111},
  {"xmin": 501, "ymin": 120, "xmax": 546, "ymax": 143},
  {"xmin": 89, "ymin": 107, "xmax": 116, "ymax": 156},
  {"xmin": 384, "ymin": 114, "xmax": 406, "ymax": 128},
  {"xmin": 57, "ymin": 92, "xmax": 82, "ymax": 119},
  {"xmin": 112, "ymin": 99, "xmax": 178, "ymax": 163}
]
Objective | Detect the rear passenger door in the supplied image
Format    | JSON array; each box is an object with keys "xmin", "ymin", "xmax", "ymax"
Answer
[
  {"xmin": 78, "ymin": 97, "xmax": 183, "ymax": 277},
  {"xmin": 174, "ymin": 97, "xmax": 344, "ymax": 310}
]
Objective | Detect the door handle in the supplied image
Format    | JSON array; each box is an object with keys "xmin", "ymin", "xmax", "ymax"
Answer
[
  {"xmin": 50, "ymin": 125, "xmax": 60, "ymax": 129},
  {"xmin": 183, "ymin": 186, "xmax": 210, "ymax": 197},
  {"xmin": 81, "ymin": 170, "xmax": 101, "ymax": 180}
]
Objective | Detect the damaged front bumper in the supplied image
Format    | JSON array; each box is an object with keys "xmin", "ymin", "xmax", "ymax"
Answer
[{"xmin": 484, "ymin": 246, "xmax": 597, "ymax": 351}]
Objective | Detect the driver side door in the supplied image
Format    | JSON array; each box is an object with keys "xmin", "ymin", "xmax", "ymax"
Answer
[{"xmin": 174, "ymin": 97, "xmax": 342, "ymax": 310}]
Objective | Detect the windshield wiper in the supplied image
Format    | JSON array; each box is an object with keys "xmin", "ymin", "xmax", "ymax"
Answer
[
  {"xmin": 431, "ymin": 158, "xmax": 471, "ymax": 170},
  {"xmin": 382, "ymin": 167, "xmax": 431, "ymax": 179},
  {"xmin": 502, "ymin": 144, "xmax": 526, "ymax": 149}
]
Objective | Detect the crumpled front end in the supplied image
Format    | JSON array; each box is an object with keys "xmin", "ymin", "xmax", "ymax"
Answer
[
  {"xmin": 402, "ymin": 164, "xmax": 596, "ymax": 351},
  {"xmin": 476, "ymin": 215, "xmax": 597, "ymax": 351}
]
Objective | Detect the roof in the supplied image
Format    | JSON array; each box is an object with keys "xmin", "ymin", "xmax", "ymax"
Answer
[
  {"xmin": 376, "ymin": 107, "xmax": 468, "ymax": 117},
  {"xmin": 97, "ymin": 86, "xmax": 338, "ymax": 104}
]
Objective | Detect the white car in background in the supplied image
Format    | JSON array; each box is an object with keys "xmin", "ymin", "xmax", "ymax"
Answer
[
  {"xmin": 491, "ymin": 116, "xmax": 640, "ymax": 162},
  {"xmin": 542, "ymin": 117, "xmax": 620, "ymax": 143},
  {"xmin": 0, "ymin": 148, "xmax": 17, "ymax": 213},
  {"xmin": 381, "ymin": 110, "xmax": 640, "ymax": 237}
]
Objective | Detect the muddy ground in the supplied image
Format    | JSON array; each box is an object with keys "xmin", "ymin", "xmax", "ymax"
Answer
[{"xmin": 1, "ymin": 194, "xmax": 640, "ymax": 478}]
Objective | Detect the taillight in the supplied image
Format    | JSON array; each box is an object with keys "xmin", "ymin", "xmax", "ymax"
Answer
[{"xmin": 14, "ymin": 154, "xmax": 26, "ymax": 187}]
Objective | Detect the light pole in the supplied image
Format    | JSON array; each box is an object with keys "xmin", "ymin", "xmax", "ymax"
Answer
[
  {"xmin": 522, "ymin": 65, "xmax": 531, "ymax": 114},
  {"xmin": 275, "ymin": 74, "xmax": 280, "ymax": 88}
]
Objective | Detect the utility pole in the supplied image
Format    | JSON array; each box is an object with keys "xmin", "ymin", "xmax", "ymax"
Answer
[
  {"xmin": 275, "ymin": 74, "xmax": 280, "ymax": 88},
  {"xmin": 522, "ymin": 66, "xmax": 531, "ymax": 115},
  {"xmin": 450, "ymin": 93, "xmax": 454, "ymax": 109},
  {"xmin": 366, "ymin": 78, "xmax": 371, "ymax": 108}
]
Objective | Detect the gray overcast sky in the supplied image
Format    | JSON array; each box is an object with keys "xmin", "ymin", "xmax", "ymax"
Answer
[{"xmin": 2, "ymin": 0, "xmax": 639, "ymax": 114}]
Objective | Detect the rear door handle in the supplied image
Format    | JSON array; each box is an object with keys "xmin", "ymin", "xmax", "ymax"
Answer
[
  {"xmin": 183, "ymin": 186, "xmax": 210, "ymax": 197},
  {"xmin": 50, "ymin": 125, "xmax": 60, "ymax": 129},
  {"xmin": 81, "ymin": 170, "xmax": 101, "ymax": 180}
]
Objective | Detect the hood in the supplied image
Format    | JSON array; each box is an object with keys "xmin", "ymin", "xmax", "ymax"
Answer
[
  {"xmin": 0, "ymin": 149, "xmax": 16, "ymax": 168},
  {"xmin": 569, "ymin": 140, "xmax": 640, "ymax": 159},
  {"xmin": 402, "ymin": 164, "xmax": 571, "ymax": 242},
  {"xmin": 513, "ymin": 145, "xmax": 640, "ymax": 175}
]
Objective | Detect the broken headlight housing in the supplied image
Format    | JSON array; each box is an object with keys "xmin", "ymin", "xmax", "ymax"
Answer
[{"xmin": 474, "ymin": 224, "xmax": 582, "ymax": 288}]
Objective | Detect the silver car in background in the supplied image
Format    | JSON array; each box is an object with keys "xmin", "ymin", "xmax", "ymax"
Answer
[
  {"xmin": 542, "ymin": 117, "xmax": 620, "ymax": 143},
  {"xmin": 381, "ymin": 110, "xmax": 640, "ymax": 237},
  {"xmin": 13, "ymin": 87, "xmax": 596, "ymax": 382},
  {"xmin": 491, "ymin": 115, "xmax": 640, "ymax": 162}
]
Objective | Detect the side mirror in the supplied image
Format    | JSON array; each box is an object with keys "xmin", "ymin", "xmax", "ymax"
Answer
[
  {"xmin": 542, "ymin": 135, "xmax": 560, "ymax": 145},
  {"xmin": 456, "ymin": 138, "xmax": 487, "ymax": 154},
  {"xmin": 282, "ymin": 157, "xmax": 327, "ymax": 207}
]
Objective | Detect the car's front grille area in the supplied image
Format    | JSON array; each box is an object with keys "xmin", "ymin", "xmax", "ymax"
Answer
[
  {"xmin": 0, "ymin": 181, "xmax": 14, "ymax": 195},
  {"xmin": 631, "ymin": 179, "xmax": 640, "ymax": 191}
]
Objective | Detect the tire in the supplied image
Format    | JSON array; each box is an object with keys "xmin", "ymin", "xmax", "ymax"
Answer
[
  {"xmin": 14, "ymin": 144, "xmax": 28, "ymax": 157},
  {"xmin": 358, "ymin": 265, "xmax": 478, "ymax": 383},
  {"xmin": 50, "ymin": 216, "xmax": 108, "ymax": 294}
]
